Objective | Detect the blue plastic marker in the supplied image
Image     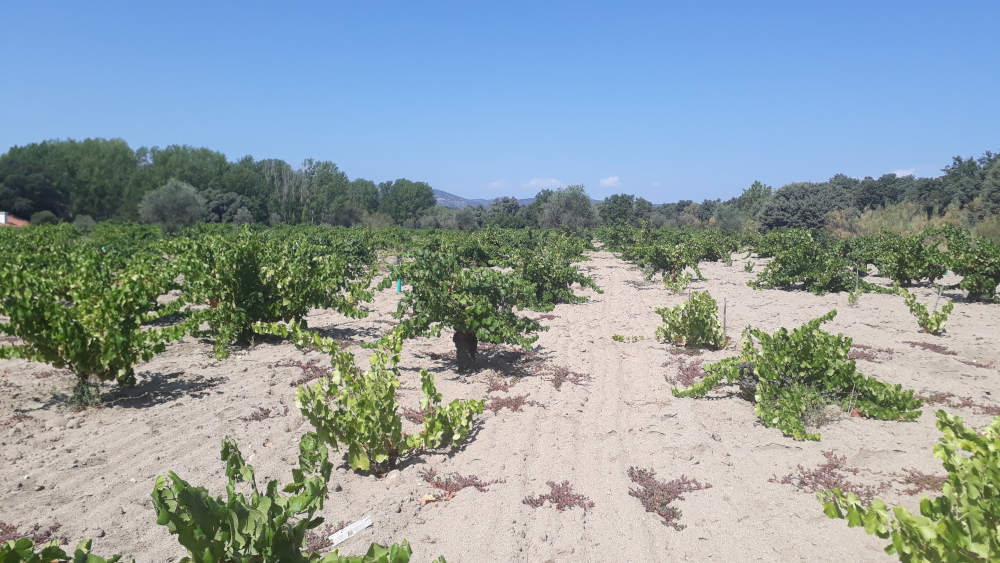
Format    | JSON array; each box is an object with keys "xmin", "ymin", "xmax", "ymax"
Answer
[{"xmin": 397, "ymin": 279, "xmax": 402, "ymax": 293}]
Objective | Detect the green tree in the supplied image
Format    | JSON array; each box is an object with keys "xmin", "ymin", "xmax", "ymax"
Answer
[
  {"xmin": 484, "ymin": 197, "xmax": 523, "ymax": 228},
  {"xmin": 599, "ymin": 193, "xmax": 636, "ymax": 225},
  {"xmin": 538, "ymin": 185, "xmax": 597, "ymax": 229},
  {"xmin": 377, "ymin": 179, "xmax": 436, "ymax": 225},
  {"xmin": 138, "ymin": 179, "xmax": 206, "ymax": 232}
]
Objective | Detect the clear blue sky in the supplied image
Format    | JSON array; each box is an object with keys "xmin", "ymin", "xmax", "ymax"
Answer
[{"xmin": 1, "ymin": 1, "xmax": 997, "ymax": 203}]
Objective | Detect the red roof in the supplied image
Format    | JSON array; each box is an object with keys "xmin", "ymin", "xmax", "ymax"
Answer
[{"xmin": 0, "ymin": 213, "xmax": 29, "ymax": 227}]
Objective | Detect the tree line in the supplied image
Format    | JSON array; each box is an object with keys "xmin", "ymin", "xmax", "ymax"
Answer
[{"xmin": 1, "ymin": 138, "xmax": 998, "ymax": 238}]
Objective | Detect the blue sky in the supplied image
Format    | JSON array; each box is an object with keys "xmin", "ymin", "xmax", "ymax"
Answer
[{"xmin": 1, "ymin": 1, "xmax": 997, "ymax": 203}]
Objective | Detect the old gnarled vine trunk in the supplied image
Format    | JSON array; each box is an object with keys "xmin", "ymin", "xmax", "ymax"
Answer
[{"xmin": 453, "ymin": 330, "xmax": 478, "ymax": 372}]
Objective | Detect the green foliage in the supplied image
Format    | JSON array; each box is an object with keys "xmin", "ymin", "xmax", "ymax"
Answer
[
  {"xmin": 872, "ymin": 232, "xmax": 946, "ymax": 286},
  {"xmin": 820, "ymin": 410, "xmax": 1000, "ymax": 562},
  {"xmin": 381, "ymin": 250, "xmax": 543, "ymax": 371},
  {"xmin": 0, "ymin": 236, "xmax": 194, "ymax": 387},
  {"xmin": 28, "ymin": 210, "xmax": 58, "ymax": 225},
  {"xmin": 138, "ymin": 179, "xmax": 206, "ymax": 233},
  {"xmin": 151, "ymin": 430, "xmax": 425, "ymax": 562},
  {"xmin": 151, "ymin": 432, "xmax": 332, "ymax": 562},
  {"xmin": 654, "ymin": 291, "xmax": 726, "ymax": 349},
  {"xmin": 743, "ymin": 261, "xmax": 754, "ymax": 273},
  {"xmin": 749, "ymin": 230, "xmax": 856, "ymax": 294},
  {"xmin": 510, "ymin": 246, "xmax": 601, "ymax": 311},
  {"xmin": 256, "ymin": 322, "xmax": 484, "ymax": 472},
  {"xmin": 928, "ymin": 224, "xmax": 1000, "ymax": 302},
  {"xmin": 0, "ymin": 538, "xmax": 125, "ymax": 562},
  {"xmin": 173, "ymin": 226, "xmax": 372, "ymax": 358},
  {"xmin": 896, "ymin": 285, "xmax": 954, "ymax": 335},
  {"xmin": 672, "ymin": 311, "xmax": 922, "ymax": 440}
]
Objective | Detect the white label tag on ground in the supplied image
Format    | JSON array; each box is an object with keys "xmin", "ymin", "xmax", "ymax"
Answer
[{"xmin": 328, "ymin": 516, "xmax": 373, "ymax": 547}]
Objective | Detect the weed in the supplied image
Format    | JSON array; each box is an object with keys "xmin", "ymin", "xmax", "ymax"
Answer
[
  {"xmin": 485, "ymin": 394, "xmax": 542, "ymax": 414},
  {"xmin": 523, "ymin": 481, "xmax": 594, "ymax": 512},
  {"xmin": 419, "ymin": 468, "xmax": 504, "ymax": 494},
  {"xmin": 626, "ymin": 467, "xmax": 711, "ymax": 530},
  {"xmin": 0, "ymin": 521, "xmax": 67, "ymax": 545},
  {"xmin": 239, "ymin": 406, "xmax": 273, "ymax": 422},
  {"xmin": 0, "ymin": 413, "xmax": 33, "ymax": 427},
  {"xmin": 896, "ymin": 467, "xmax": 948, "ymax": 495},
  {"xmin": 401, "ymin": 406, "xmax": 433, "ymax": 424},
  {"xmin": 848, "ymin": 344, "xmax": 894, "ymax": 363},
  {"xmin": 275, "ymin": 359, "xmax": 329, "ymax": 387},
  {"xmin": 916, "ymin": 390, "xmax": 1000, "ymax": 416},
  {"xmin": 902, "ymin": 341, "xmax": 956, "ymax": 356},
  {"xmin": 545, "ymin": 365, "xmax": 590, "ymax": 390},
  {"xmin": 770, "ymin": 450, "xmax": 892, "ymax": 504},
  {"xmin": 303, "ymin": 521, "xmax": 349, "ymax": 555}
]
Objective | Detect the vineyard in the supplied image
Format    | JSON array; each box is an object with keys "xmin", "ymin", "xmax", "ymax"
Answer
[{"xmin": 1, "ymin": 223, "xmax": 998, "ymax": 561}]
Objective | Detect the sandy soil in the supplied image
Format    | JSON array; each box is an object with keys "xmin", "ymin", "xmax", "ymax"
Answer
[{"xmin": 1, "ymin": 250, "xmax": 998, "ymax": 562}]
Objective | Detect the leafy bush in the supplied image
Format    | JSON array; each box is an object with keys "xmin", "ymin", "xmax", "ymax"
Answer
[
  {"xmin": 749, "ymin": 231, "xmax": 856, "ymax": 294},
  {"xmin": 28, "ymin": 210, "xmax": 59, "ymax": 225},
  {"xmin": 819, "ymin": 410, "xmax": 999, "ymax": 562},
  {"xmin": 0, "ymin": 242, "xmax": 194, "ymax": 394},
  {"xmin": 896, "ymin": 285, "xmax": 954, "ymax": 335},
  {"xmin": 257, "ymin": 322, "xmax": 484, "ymax": 472},
  {"xmin": 0, "ymin": 538, "xmax": 124, "ymax": 562},
  {"xmin": 928, "ymin": 224, "xmax": 1000, "ymax": 302},
  {"xmin": 510, "ymin": 246, "xmax": 601, "ymax": 311},
  {"xmin": 174, "ymin": 227, "xmax": 372, "ymax": 358},
  {"xmin": 152, "ymin": 430, "xmax": 429, "ymax": 562},
  {"xmin": 672, "ymin": 311, "xmax": 923, "ymax": 440},
  {"xmin": 381, "ymin": 250, "xmax": 543, "ymax": 371},
  {"xmin": 654, "ymin": 291, "xmax": 726, "ymax": 349},
  {"xmin": 873, "ymin": 232, "xmax": 946, "ymax": 286},
  {"xmin": 138, "ymin": 179, "xmax": 206, "ymax": 233}
]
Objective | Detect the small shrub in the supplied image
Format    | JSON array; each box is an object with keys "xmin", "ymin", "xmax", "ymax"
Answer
[
  {"xmin": 819, "ymin": 411, "xmax": 1000, "ymax": 562},
  {"xmin": 259, "ymin": 322, "xmax": 484, "ymax": 472},
  {"xmin": 896, "ymin": 285, "xmax": 953, "ymax": 335},
  {"xmin": 654, "ymin": 291, "xmax": 726, "ymax": 349},
  {"xmin": 672, "ymin": 311, "xmax": 922, "ymax": 441}
]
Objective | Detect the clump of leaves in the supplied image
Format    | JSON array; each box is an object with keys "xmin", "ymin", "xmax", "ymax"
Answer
[
  {"xmin": 770, "ymin": 451, "xmax": 892, "ymax": 505},
  {"xmin": 0, "ymin": 523, "xmax": 66, "ymax": 545},
  {"xmin": 895, "ymin": 468, "xmax": 948, "ymax": 496},
  {"xmin": 672, "ymin": 311, "xmax": 923, "ymax": 441},
  {"xmin": 0, "ymin": 538, "xmax": 125, "ymax": 563},
  {"xmin": 895, "ymin": 284, "xmax": 954, "ymax": 335},
  {"xmin": 258, "ymin": 322, "xmax": 484, "ymax": 472},
  {"xmin": 820, "ymin": 410, "xmax": 1000, "ymax": 562},
  {"xmin": 666, "ymin": 358, "xmax": 706, "ymax": 388},
  {"xmin": 485, "ymin": 371, "xmax": 517, "ymax": 393},
  {"xmin": 627, "ymin": 467, "xmax": 712, "ymax": 530},
  {"xmin": 744, "ymin": 261, "xmax": 755, "ymax": 273},
  {"xmin": 654, "ymin": 291, "xmax": 726, "ymax": 349},
  {"xmin": 523, "ymin": 481, "xmax": 594, "ymax": 512},
  {"xmin": 419, "ymin": 468, "xmax": 504, "ymax": 494}
]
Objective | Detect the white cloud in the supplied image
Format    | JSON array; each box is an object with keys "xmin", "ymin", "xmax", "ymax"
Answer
[
  {"xmin": 489, "ymin": 179, "xmax": 507, "ymax": 189},
  {"xmin": 523, "ymin": 178, "xmax": 562, "ymax": 189},
  {"xmin": 892, "ymin": 169, "xmax": 915, "ymax": 177},
  {"xmin": 599, "ymin": 175, "xmax": 621, "ymax": 187}
]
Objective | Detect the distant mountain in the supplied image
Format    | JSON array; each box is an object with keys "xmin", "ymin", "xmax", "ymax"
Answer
[{"xmin": 432, "ymin": 189, "xmax": 534, "ymax": 209}]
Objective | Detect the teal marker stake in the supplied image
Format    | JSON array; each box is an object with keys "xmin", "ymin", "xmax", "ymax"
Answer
[{"xmin": 397, "ymin": 279, "xmax": 402, "ymax": 293}]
